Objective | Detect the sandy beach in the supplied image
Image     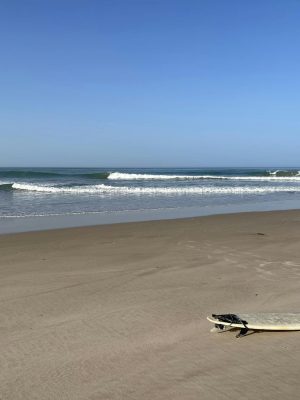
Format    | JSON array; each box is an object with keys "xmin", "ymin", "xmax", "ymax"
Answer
[{"xmin": 1, "ymin": 210, "xmax": 300, "ymax": 400}]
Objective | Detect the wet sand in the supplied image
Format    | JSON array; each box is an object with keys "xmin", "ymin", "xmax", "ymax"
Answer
[{"xmin": 1, "ymin": 210, "xmax": 300, "ymax": 399}]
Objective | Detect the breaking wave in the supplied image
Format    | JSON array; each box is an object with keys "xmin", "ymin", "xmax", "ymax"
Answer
[
  {"xmin": 267, "ymin": 169, "xmax": 300, "ymax": 177},
  {"xmin": 10, "ymin": 183, "xmax": 300, "ymax": 195}
]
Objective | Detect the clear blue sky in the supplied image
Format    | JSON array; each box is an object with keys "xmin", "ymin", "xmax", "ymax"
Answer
[{"xmin": 1, "ymin": 0, "xmax": 300, "ymax": 167}]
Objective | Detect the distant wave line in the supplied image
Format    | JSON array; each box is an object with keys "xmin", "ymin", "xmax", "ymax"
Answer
[
  {"xmin": 108, "ymin": 172, "xmax": 300, "ymax": 181},
  {"xmin": 0, "ymin": 170, "xmax": 110, "ymax": 179},
  {"xmin": 0, "ymin": 169, "xmax": 300, "ymax": 181}
]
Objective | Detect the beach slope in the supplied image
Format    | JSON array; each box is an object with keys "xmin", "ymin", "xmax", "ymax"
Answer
[{"xmin": 1, "ymin": 210, "xmax": 300, "ymax": 399}]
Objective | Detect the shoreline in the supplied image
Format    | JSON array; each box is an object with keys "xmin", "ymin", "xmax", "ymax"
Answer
[
  {"xmin": 1, "ymin": 207, "xmax": 300, "ymax": 238},
  {"xmin": 1, "ymin": 197, "xmax": 300, "ymax": 234},
  {"xmin": 1, "ymin": 209, "xmax": 300, "ymax": 399}
]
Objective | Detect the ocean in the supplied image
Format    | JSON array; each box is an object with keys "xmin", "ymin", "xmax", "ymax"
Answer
[{"xmin": 1, "ymin": 167, "xmax": 300, "ymax": 233}]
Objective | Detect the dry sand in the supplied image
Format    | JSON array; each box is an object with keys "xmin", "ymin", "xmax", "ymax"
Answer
[{"xmin": 1, "ymin": 210, "xmax": 300, "ymax": 400}]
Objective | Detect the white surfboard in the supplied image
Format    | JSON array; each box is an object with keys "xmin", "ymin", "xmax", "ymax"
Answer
[{"xmin": 207, "ymin": 313, "xmax": 300, "ymax": 337}]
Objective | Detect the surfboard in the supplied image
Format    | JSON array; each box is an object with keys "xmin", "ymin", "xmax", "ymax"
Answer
[{"xmin": 207, "ymin": 313, "xmax": 300, "ymax": 337}]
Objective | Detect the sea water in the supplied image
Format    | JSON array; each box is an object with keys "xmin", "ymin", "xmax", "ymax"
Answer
[{"xmin": 0, "ymin": 167, "xmax": 300, "ymax": 233}]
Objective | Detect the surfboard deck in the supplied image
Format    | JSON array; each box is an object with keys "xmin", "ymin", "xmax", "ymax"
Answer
[{"xmin": 207, "ymin": 313, "xmax": 300, "ymax": 337}]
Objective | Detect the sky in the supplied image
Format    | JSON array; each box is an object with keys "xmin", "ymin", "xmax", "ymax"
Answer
[{"xmin": 1, "ymin": 0, "xmax": 300, "ymax": 167}]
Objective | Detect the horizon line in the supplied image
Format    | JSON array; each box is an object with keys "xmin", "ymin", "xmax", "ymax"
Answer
[{"xmin": 0, "ymin": 166, "xmax": 300, "ymax": 169}]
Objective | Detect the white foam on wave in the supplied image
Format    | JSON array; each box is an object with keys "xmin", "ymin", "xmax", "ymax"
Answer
[
  {"xmin": 108, "ymin": 172, "xmax": 300, "ymax": 182},
  {"xmin": 12, "ymin": 183, "xmax": 300, "ymax": 195},
  {"xmin": 108, "ymin": 172, "xmax": 205, "ymax": 180},
  {"xmin": 269, "ymin": 170, "xmax": 280, "ymax": 176}
]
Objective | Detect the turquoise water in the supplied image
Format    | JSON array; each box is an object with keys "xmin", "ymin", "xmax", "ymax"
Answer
[{"xmin": 0, "ymin": 167, "xmax": 300, "ymax": 224}]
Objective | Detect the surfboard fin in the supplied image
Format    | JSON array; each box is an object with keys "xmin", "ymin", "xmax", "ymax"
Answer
[{"xmin": 236, "ymin": 327, "xmax": 249, "ymax": 338}]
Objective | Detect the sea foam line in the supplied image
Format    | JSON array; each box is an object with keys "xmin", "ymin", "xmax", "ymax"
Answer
[{"xmin": 11, "ymin": 183, "xmax": 300, "ymax": 195}]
